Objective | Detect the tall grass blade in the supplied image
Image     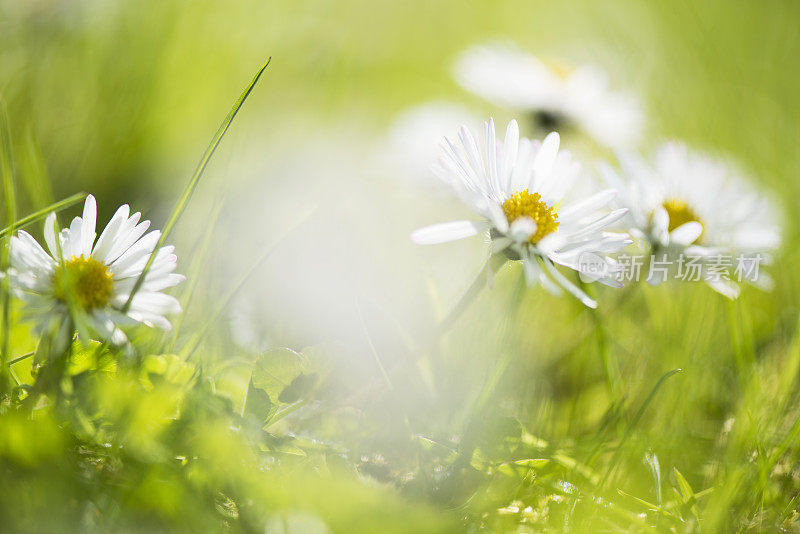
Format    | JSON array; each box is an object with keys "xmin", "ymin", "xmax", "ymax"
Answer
[
  {"xmin": 122, "ymin": 58, "xmax": 271, "ymax": 313},
  {"xmin": 600, "ymin": 368, "xmax": 682, "ymax": 487},
  {"xmin": 0, "ymin": 100, "xmax": 17, "ymax": 393},
  {"xmin": 0, "ymin": 192, "xmax": 88, "ymax": 239}
]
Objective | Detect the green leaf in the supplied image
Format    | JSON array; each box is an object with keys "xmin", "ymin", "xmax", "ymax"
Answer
[
  {"xmin": 67, "ymin": 340, "xmax": 115, "ymax": 376},
  {"xmin": 278, "ymin": 372, "xmax": 318, "ymax": 404},
  {"xmin": 139, "ymin": 354, "xmax": 195, "ymax": 390},
  {"xmin": 672, "ymin": 467, "xmax": 694, "ymax": 502},
  {"xmin": 244, "ymin": 379, "xmax": 272, "ymax": 421},
  {"xmin": 251, "ymin": 347, "xmax": 309, "ymax": 404}
]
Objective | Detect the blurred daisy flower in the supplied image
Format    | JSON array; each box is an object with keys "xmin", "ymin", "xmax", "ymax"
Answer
[
  {"xmin": 8, "ymin": 194, "xmax": 184, "ymax": 345},
  {"xmin": 599, "ymin": 142, "xmax": 782, "ymax": 297},
  {"xmin": 385, "ymin": 101, "xmax": 480, "ymax": 188},
  {"xmin": 411, "ymin": 119, "xmax": 630, "ymax": 308},
  {"xmin": 454, "ymin": 42, "xmax": 643, "ymax": 149}
]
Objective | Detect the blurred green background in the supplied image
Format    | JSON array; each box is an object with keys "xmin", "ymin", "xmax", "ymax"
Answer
[
  {"xmin": 2, "ymin": 0, "xmax": 800, "ymax": 532},
  {"xmin": 3, "ymin": 0, "xmax": 798, "ymax": 211}
]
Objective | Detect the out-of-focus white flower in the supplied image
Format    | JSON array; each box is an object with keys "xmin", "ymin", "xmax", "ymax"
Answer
[
  {"xmin": 411, "ymin": 119, "xmax": 630, "ymax": 308},
  {"xmin": 599, "ymin": 142, "xmax": 782, "ymax": 297},
  {"xmin": 454, "ymin": 43, "xmax": 643, "ymax": 149},
  {"xmin": 385, "ymin": 101, "xmax": 480, "ymax": 187},
  {"xmin": 8, "ymin": 194, "xmax": 184, "ymax": 344}
]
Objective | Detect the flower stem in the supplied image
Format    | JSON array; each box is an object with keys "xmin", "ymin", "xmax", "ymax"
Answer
[
  {"xmin": 437, "ymin": 253, "xmax": 506, "ymax": 335},
  {"xmin": 579, "ymin": 279, "xmax": 621, "ymax": 401}
]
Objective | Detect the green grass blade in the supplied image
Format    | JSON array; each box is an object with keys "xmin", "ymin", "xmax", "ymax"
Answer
[
  {"xmin": 0, "ymin": 100, "xmax": 15, "ymax": 393},
  {"xmin": 0, "ymin": 192, "xmax": 88, "ymax": 239},
  {"xmin": 0, "ymin": 103, "xmax": 16, "ymax": 229},
  {"xmin": 616, "ymin": 488, "xmax": 678, "ymax": 519},
  {"xmin": 600, "ymin": 368, "xmax": 683, "ymax": 488},
  {"xmin": 122, "ymin": 57, "xmax": 271, "ymax": 313},
  {"xmin": 672, "ymin": 468, "xmax": 695, "ymax": 502},
  {"xmin": 0, "ymin": 99, "xmax": 22, "ymax": 397},
  {"xmin": 672, "ymin": 467, "xmax": 701, "ymax": 522}
]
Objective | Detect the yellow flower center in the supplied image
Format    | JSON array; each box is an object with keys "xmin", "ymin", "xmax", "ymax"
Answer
[
  {"xmin": 661, "ymin": 198, "xmax": 703, "ymax": 236},
  {"xmin": 53, "ymin": 255, "xmax": 114, "ymax": 311},
  {"xmin": 540, "ymin": 56, "xmax": 574, "ymax": 80},
  {"xmin": 501, "ymin": 189, "xmax": 559, "ymax": 244}
]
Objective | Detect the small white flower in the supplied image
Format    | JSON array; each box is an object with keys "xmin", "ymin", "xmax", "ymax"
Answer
[
  {"xmin": 454, "ymin": 42, "xmax": 643, "ymax": 149},
  {"xmin": 8, "ymin": 194, "xmax": 184, "ymax": 344},
  {"xmin": 599, "ymin": 142, "xmax": 782, "ymax": 297},
  {"xmin": 411, "ymin": 119, "xmax": 630, "ymax": 308}
]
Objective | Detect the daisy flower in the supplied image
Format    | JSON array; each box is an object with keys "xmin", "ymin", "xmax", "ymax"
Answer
[
  {"xmin": 599, "ymin": 142, "xmax": 782, "ymax": 298},
  {"xmin": 8, "ymin": 194, "xmax": 184, "ymax": 345},
  {"xmin": 410, "ymin": 119, "xmax": 630, "ymax": 308},
  {"xmin": 453, "ymin": 42, "xmax": 643, "ymax": 149}
]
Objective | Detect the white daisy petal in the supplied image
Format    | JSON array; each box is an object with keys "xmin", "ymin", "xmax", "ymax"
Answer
[
  {"xmin": 562, "ymin": 208, "xmax": 628, "ymax": 240},
  {"xmin": 750, "ymin": 271, "xmax": 774, "ymax": 291},
  {"xmin": 484, "ymin": 119, "xmax": 500, "ymax": 195},
  {"xmin": 93, "ymin": 204, "xmax": 130, "ymax": 260},
  {"xmin": 487, "ymin": 201, "xmax": 509, "ymax": 233},
  {"xmin": 103, "ymin": 216, "xmax": 149, "ymax": 264},
  {"xmin": 559, "ymin": 189, "xmax": 617, "ymax": 220},
  {"xmin": 521, "ymin": 249, "xmax": 562, "ymax": 295},
  {"xmin": 669, "ymin": 221, "xmax": 703, "ymax": 246},
  {"xmin": 66, "ymin": 217, "xmax": 83, "ymax": 258},
  {"xmin": 651, "ymin": 206, "xmax": 670, "ymax": 245},
  {"xmin": 532, "ymin": 132, "xmax": 560, "ymax": 185},
  {"xmin": 410, "ymin": 220, "xmax": 489, "ymax": 245},
  {"xmin": 707, "ymin": 278, "xmax": 741, "ymax": 300},
  {"xmin": 44, "ymin": 212, "xmax": 59, "ymax": 258},
  {"xmin": 500, "ymin": 119, "xmax": 519, "ymax": 193},
  {"xmin": 541, "ymin": 258, "xmax": 597, "ymax": 308},
  {"xmin": 109, "ymin": 230, "xmax": 161, "ymax": 274},
  {"xmin": 535, "ymin": 233, "xmax": 569, "ymax": 255},
  {"xmin": 14, "ymin": 231, "xmax": 54, "ymax": 270},
  {"xmin": 509, "ymin": 217, "xmax": 536, "ymax": 243},
  {"xmin": 80, "ymin": 194, "xmax": 97, "ymax": 256},
  {"xmin": 128, "ymin": 292, "xmax": 182, "ymax": 316}
]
